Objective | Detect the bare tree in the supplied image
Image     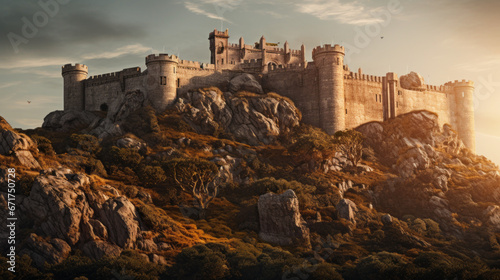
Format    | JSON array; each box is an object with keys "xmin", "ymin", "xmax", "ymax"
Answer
[
  {"xmin": 168, "ymin": 158, "xmax": 222, "ymax": 219},
  {"xmin": 334, "ymin": 129, "xmax": 364, "ymax": 168}
]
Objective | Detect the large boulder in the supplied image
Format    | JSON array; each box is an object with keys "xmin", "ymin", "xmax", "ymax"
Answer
[
  {"xmin": 175, "ymin": 88, "xmax": 300, "ymax": 145},
  {"xmin": 400, "ymin": 71, "xmax": 425, "ymax": 90},
  {"xmin": 257, "ymin": 190, "xmax": 310, "ymax": 247},
  {"xmin": 21, "ymin": 168, "xmax": 93, "ymax": 245},
  {"xmin": 42, "ymin": 110, "xmax": 99, "ymax": 132},
  {"xmin": 0, "ymin": 127, "xmax": 41, "ymax": 169},
  {"xmin": 95, "ymin": 196, "xmax": 141, "ymax": 248},
  {"xmin": 229, "ymin": 73, "xmax": 263, "ymax": 94},
  {"xmin": 15, "ymin": 167, "xmax": 146, "ymax": 261}
]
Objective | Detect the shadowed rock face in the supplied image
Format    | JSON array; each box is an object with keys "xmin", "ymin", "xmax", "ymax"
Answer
[{"xmin": 257, "ymin": 189, "xmax": 310, "ymax": 248}]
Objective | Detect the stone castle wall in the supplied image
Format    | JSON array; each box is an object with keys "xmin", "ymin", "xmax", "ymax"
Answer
[{"xmin": 62, "ymin": 29, "xmax": 476, "ymax": 151}]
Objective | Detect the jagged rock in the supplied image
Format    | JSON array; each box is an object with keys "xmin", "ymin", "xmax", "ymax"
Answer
[
  {"xmin": 0, "ymin": 129, "xmax": 41, "ymax": 169},
  {"xmin": 229, "ymin": 73, "xmax": 263, "ymax": 94},
  {"xmin": 397, "ymin": 147, "xmax": 430, "ymax": 178},
  {"xmin": 20, "ymin": 233, "xmax": 71, "ymax": 267},
  {"xmin": 96, "ymin": 196, "xmax": 141, "ymax": 248},
  {"xmin": 175, "ymin": 88, "xmax": 300, "ymax": 145},
  {"xmin": 88, "ymin": 219, "xmax": 108, "ymax": 239},
  {"xmin": 400, "ymin": 72, "xmax": 425, "ymax": 90},
  {"xmin": 21, "ymin": 168, "xmax": 92, "ymax": 245},
  {"xmin": 336, "ymin": 199, "xmax": 358, "ymax": 224},
  {"xmin": 42, "ymin": 110, "xmax": 99, "ymax": 132},
  {"xmin": 117, "ymin": 137, "xmax": 146, "ymax": 151},
  {"xmin": 82, "ymin": 240, "xmax": 122, "ymax": 260},
  {"xmin": 258, "ymin": 190, "xmax": 310, "ymax": 247}
]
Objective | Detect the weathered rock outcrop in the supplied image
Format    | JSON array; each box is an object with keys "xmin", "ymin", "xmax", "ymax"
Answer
[
  {"xmin": 9, "ymin": 167, "xmax": 153, "ymax": 266},
  {"xmin": 42, "ymin": 110, "xmax": 99, "ymax": 132},
  {"xmin": 257, "ymin": 190, "xmax": 310, "ymax": 247},
  {"xmin": 175, "ymin": 87, "xmax": 300, "ymax": 145},
  {"xmin": 359, "ymin": 110, "xmax": 500, "ymax": 238},
  {"xmin": 228, "ymin": 73, "xmax": 263, "ymax": 94},
  {"xmin": 400, "ymin": 71, "xmax": 425, "ymax": 91},
  {"xmin": 0, "ymin": 124, "xmax": 41, "ymax": 169}
]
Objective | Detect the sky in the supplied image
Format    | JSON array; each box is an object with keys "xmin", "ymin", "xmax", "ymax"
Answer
[{"xmin": 0, "ymin": 0, "xmax": 499, "ymax": 164}]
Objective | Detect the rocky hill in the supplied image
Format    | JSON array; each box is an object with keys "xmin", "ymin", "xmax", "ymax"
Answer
[{"xmin": 1, "ymin": 74, "xmax": 500, "ymax": 279}]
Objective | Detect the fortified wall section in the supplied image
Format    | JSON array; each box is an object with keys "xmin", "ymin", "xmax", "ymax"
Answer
[{"xmin": 62, "ymin": 29, "xmax": 476, "ymax": 151}]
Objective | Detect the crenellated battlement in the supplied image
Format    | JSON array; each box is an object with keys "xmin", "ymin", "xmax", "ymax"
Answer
[
  {"xmin": 178, "ymin": 59, "xmax": 215, "ymax": 70},
  {"xmin": 62, "ymin": 63, "xmax": 88, "ymax": 74},
  {"xmin": 209, "ymin": 28, "xmax": 229, "ymax": 38},
  {"xmin": 425, "ymin": 84, "xmax": 446, "ymax": 92},
  {"xmin": 345, "ymin": 72, "xmax": 383, "ymax": 83},
  {"xmin": 445, "ymin": 79, "xmax": 474, "ymax": 88},
  {"xmin": 145, "ymin": 54, "xmax": 179, "ymax": 64},
  {"xmin": 267, "ymin": 63, "xmax": 305, "ymax": 73},
  {"xmin": 86, "ymin": 67, "xmax": 143, "ymax": 83},
  {"xmin": 312, "ymin": 44, "xmax": 345, "ymax": 57}
]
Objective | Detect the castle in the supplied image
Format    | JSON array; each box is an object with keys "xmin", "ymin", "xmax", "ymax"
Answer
[{"xmin": 62, "ymin": 29, "xmax": 475, "ymax": 152}]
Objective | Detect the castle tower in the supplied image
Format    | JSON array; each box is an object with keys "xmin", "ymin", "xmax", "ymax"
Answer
[
  {"xmin": 312, "ymin": 44, "xmax": 346, "ymax": 134},
  {"xmin": 209, "ymin": 28, "xmax": 229, "ymax": 70},
  {"xmin": 145, "ymin": 54, "xmax": 179, "ymax": 112},
  {"xmin": 448, "ymin": 80, "xmax": 476, "ymax": 152},
  {"xmin": 386, "ymin": 72, "xmax": 398, "ymax": 119},
  {"xmin": 62, "ymin": 63, "xmax": 88, "ymax": 111}
]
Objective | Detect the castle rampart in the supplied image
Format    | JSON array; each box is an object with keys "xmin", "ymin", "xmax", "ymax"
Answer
[{"xmin": 62, "ymin": 29, "xmax": 476, "ymax": 152}]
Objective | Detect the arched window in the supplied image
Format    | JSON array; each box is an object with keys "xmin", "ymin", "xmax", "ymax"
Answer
[{"xmin": 268, "ymin": 62, "xmax": 278, "ymax": 70}]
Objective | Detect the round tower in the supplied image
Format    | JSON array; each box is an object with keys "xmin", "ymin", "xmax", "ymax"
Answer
[
  {"xmin": 145, "ymin": 54, "xmax": 179, "ymax": 113},
  {"xmin": 447, "ymin": 80, "xmax": 476, "ymax": 152},
  {"xmin": 62, "ymin": 63, "xmax": 88, "ymax": 111},
  {"xmin": 312, "ymin": 44, "xmax": 346, "ymax": 134}
]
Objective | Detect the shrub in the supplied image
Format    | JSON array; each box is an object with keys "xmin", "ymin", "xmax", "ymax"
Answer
[
  {"xmin": 137, "ymin": 202, "xmax": 175, "ymax": 231},
  {"xmin": 287, "ymin": 125, "xmax": 335, "ymax": 161},
  {"xmin": 122, "ymin": 106, "xmax": 160, "ymax": 137},
  {"xmin": 99, "ymin": 146, "xmax": 143, "ymax": 169},
  {"xmin": 172, "ymin": 244, "xmax": 230, "ymax": 280},
  {"xmin": 67, "ymin": 134, "xmax": 101, "ymax": 155},
  {"xmin": 31, "ymin": 135, "xmax": 56, "ymax": 156},
  {"xmin": 136, "ymin": 164, "xmax": 166, "ymax": 186}
]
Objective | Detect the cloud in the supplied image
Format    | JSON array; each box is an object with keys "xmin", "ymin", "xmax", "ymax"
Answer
[
  {"xmin": 184, "ymin": 0, "xmax": 244, "ymax": 23},
  {"xmin": 295, "ymin": 0, "xmax": 385, "ymax": 25},
  {"xmin": 82, "ymin": 44, "xmax": 152, "ymax": 60},
  {"xmin": 0, "ymin": 81, "xmax": 22, "ymax": 89},
  {"xmin": 0, "ymin": 57, "xmax": 71, "ymax": 69},
  {"xmin": 185, "ymin": 1, "xmax": 229, "ymax": 22}
]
